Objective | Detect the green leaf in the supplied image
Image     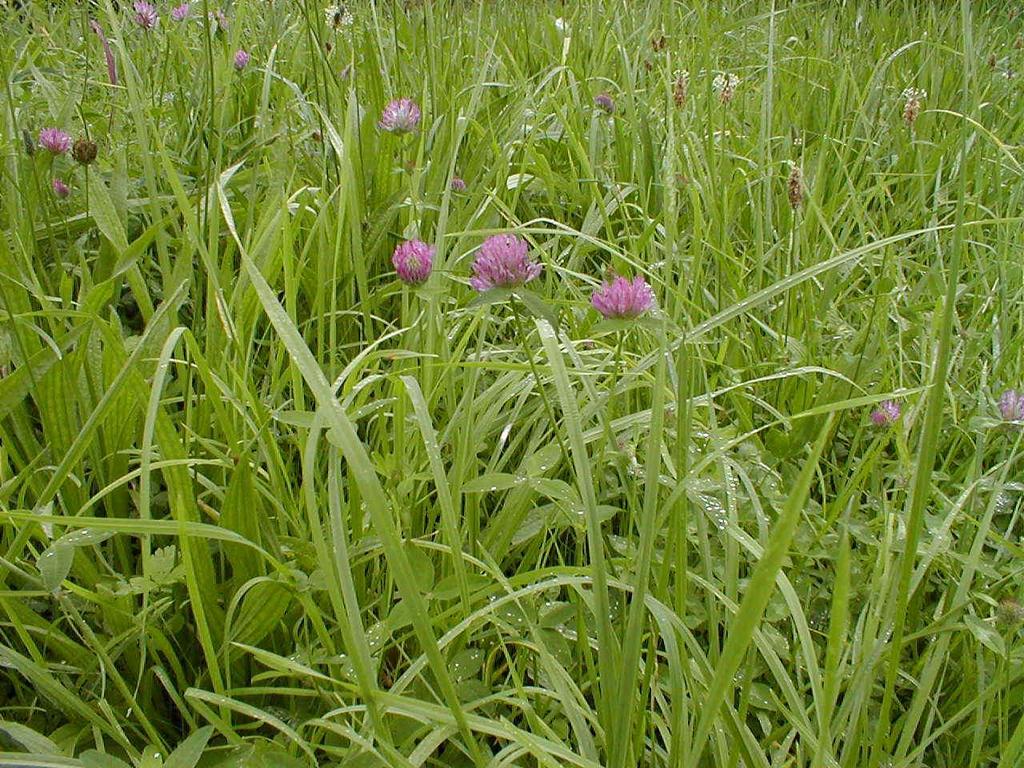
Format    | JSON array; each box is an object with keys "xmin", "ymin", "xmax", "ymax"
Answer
[
  {"xmin": 110, "ymin": 215, "xmax": 167, "ymax": 279},
  {"xmin": 0, "ymin": 722, "xmax": 60, "ymax": 754},
  {"xmin": 30, "ymin": 281, "xmax": 189, "ymax": 516},
  {"xmin": 231, "ymin": 642, "xmax": 335, "ymax": 683},
  {"xmin": 963, "ymin": 615, "xmax": 1005, "ymax": 656},
  {"xmin": 220, "ymin": 461, "xmax": 264, "ymax": 582},
  {"xmin": 402, "ymin": 376, "xmax": 470, "ymax": 609},
  {"xmin": 536, "ymin": 319, "xmax": 618, "ymax": 721},
  {"xmin": 146, "ymin": 545, "xmax": 183, "ymax": 586},
  {"xmin": 184, "ymin": 689, "xmax": 314, "ymax": 762},
  {"xmin": 0, "ymin": 646, "xmax": 125, "ymax": 748},
  {"xmin": 163, "ymin": 726, "xmax": 214, "ymax": 768},
  {"xmin": 461, "ymin": 473, "xmax": 519, "ymax": 493},
  {"xmin": 0, "ymin": 325, "xmax": 88, "ymax": 422},
  {"xmin": 224, "ymin": 183, "xmax": 483, "ymax": 760},
  {"xmin": 86, "ymin": 172, "xmax": 128, "ymax": 252},
  {"xmin": 247, "ymin": 746, "xmax": 309, "ymax": 768},
  {"xmin": 403, "ymin": 541, "xmax": 435, "ymax": 593},
  {"xmin": 37, "ymin": 544, "xmax": 73, "ymax": 592},
  {"xmin": 588, "ymin": 318, "xmax": 635, "ymax": 336},
  {"xmin": 230, "ymin": 580, "xmax": 292, "ymax": 646},
  {"xmin": 2, "ymin": 755, "xmax": 86, "ymax": 768},
  {"xmin": 691, "ymin": 416, "xmax": 834, "ymax": 760},
  {"xmin": 53, "ymin": 528, "xmax": 115, "ymax": 549},
  {"xmin": 467, "ymin": 287, "xmax": 512, "ymax": 309},
  {"xmin": 514, "ymin": 287, "xmax": 559, "ymax": 327}
]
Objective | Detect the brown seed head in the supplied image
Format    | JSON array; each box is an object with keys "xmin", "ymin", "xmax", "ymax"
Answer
[
  {"xmin": 72, "ymin": 138, "xmax": 98, "ymax": 165},
  {"xmin": 714, "ymin": 73, "xmax": 739, "ymax": 104},
  {"xmin": 901, "ymin": 87, "xmax": 925, "ymax": 128},
  {"xmin": 673, "ymin": 70, "xmax": 689, "ymax": 107},
  {"xmin": 997, "ymin": 597, "xmax": 1024, "ymax": 626},
  {"xmin": 902, "ymin": 98, "xmax": 920, "ymax": 127},
  {"xmin": 787, "ymin": 164, "xmax": 804, "ymax": 210}
]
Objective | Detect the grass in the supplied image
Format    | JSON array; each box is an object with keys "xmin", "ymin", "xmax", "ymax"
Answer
[{"xmin": 1, "ymin": 0, "xmax": 1024, "ymax": 765}]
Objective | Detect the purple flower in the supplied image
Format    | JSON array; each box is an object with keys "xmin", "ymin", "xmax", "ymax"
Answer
[
  {"xmin": 998, "ymin": 389, "xmax": 1024, "ymax": 421},
  {"xmin": 870, "ymin": 400, "xmax": 901, "ymax": 427},
  {"xmin": 469, "ymin": 234, "xmax": 542, "ymax": 292},
  {"xmin": 133, "ymin": 1, "xmax": 159, "ymax": 30},
  {"xmin": 591, "ymin": 275, "xmax": 654, "ymax": 319},
  {"xmin": 38, "ymin": 128, "xmax": 72, "ymax": 155},
  {"xmin": 392, "ymin": 239, "xmax": 434, "ymax": 285},
  {"xmin": 594, "ymin": 92, "xmax": 615, "ymax": 114},
  {"xmin": 171, "ymin": 3, "xmax": 191, "ymax": 21},
  {"xmin": 378, "ymin": 98, "xmax": 421, "ymax": 134},
  {"xmin": 90, "ymin": 21, "xmax": 118, "ymax": 85},
  {"xmin": 52, "ymin": 178, "xmax": 70, "ymax": 199},
  {"xmin": 234, "ymin": 49, "xmax": 251, "ymax": 70},
  {"xmin": 450, "ymin": 176, "xmax": 466, "ymax": 192}
]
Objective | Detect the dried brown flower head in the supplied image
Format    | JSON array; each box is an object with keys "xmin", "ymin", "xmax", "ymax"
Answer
[
  {"xmin": 901, "ymin": 87, "xmax": 925, "ymax": 128},
  {"xmin": 673, "ymin": 70, "xmax": 689, "ymax": 107},
  {"xmin": 787, "ymin": 164, "xmax": 804, "ymax": 210},
  {"xmin": 72, "ymin": 138, "xmax": 98, "ymax": 166},
  {"xmin": 997, "ymin": 597, "xmax": 1024, "ymax": 626}
]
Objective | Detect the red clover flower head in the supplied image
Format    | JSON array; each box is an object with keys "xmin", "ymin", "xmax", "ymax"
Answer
[
  {"xmin": 998, "ymin": 389, "xmax": 1024, "ymax": 421},
  {"xmin": 469, "ymin": 234, "xmax": 541, "ymax": 292},
  {"xmin": 591, "ymin": 275, "xmax": 654, "ymax": 319},
  {"xmin": 39, "ymin": 128, "xmax": 72, "ymax": 155},
  {"xmin": 450, "ymin": 176, "xmax": 466, "ymax": 192},
  {"xmin": 392, "ymin": 239, "xmax": 434, "ymax": 285},
  {"xmin": 378, "ymin": 98, "xmax": 421, "ymax": 134},
  {"xmin": 171, "ymin": 3, "xmax": 191, "ymax": 21},
  {"xmin": 52, "ymin": 178, "xmax": 70, "ymax": 199},
  {"xmin": 870, "ymin": 400, "xmax": 901, "ymax": 427},
  {"xmin": 594, "ymin": 92, "xmax": 615, "ymax": 114},
  {"xmin": 234, "ymin": 49, "xmax": 251, "ymax": 70},
  {"xmin": 133, "ymin": 1, "xmax": 159, "ymax": 30}
]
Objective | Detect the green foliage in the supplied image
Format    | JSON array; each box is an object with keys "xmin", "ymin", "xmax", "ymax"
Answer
[{"xmin": 1, "ymin": 0, "xmax": 1023, "ymax": 766}]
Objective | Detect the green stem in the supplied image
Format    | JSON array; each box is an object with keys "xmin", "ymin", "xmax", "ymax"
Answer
[{"xmin": 512, "ymin": 303, "xmax": 571, "ymax": 470}]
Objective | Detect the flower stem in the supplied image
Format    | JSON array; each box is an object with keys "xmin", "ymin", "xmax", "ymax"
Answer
[{"xmin": 512, "ymin": 303, "xmax": 571, "ymax": 470}]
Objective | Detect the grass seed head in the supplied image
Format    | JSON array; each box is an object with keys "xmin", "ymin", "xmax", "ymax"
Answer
[{"xmin": 787, "ymin": 164, "xmax": 804, "ymax": 210}]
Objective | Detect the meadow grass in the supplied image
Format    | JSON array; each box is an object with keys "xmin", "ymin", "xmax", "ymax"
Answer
[{"xmin": 1, "ymin": 0, "xmax": 1023, "ymax": 766}]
